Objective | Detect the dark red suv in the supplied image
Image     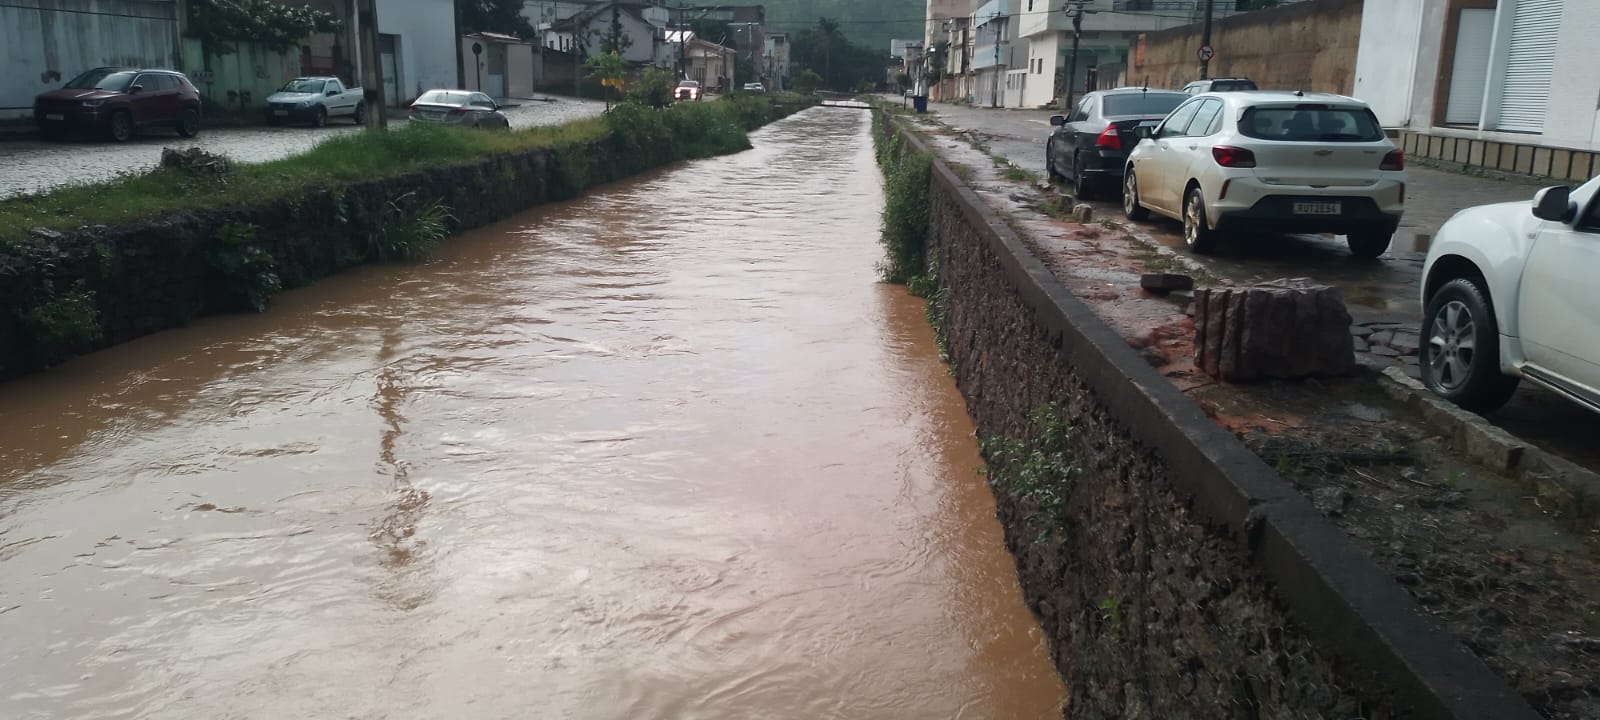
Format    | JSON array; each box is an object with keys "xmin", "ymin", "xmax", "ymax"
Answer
[{"xmin": 34, "ymin": 68, "xmax": 203, "ymax": 142}]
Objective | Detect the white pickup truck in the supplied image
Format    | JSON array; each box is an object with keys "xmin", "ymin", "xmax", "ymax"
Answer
[{"xmin": 265, "ymin": 76, "xmax": 365, "ymax": 127}]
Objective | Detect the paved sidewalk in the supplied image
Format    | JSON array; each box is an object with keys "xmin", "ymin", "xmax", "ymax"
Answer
[{"xmin": 912, "ymin": 99, "xmax": 1600, "ymax": 473}]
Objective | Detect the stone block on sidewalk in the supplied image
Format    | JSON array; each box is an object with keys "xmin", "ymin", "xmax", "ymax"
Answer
[
  {"xmin": 1072, "ymin": 205, "xmax": 1093, "ymax": 223},
  {"xmin": 1140, "ymin": 273, "xmax": 1194, "ymax": 295},
  {"xmin": 1193, "ymin": 282, "xmax": 1357, "ymax": 382}
]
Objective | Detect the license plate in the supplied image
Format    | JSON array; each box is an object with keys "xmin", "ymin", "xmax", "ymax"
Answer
[
  {"xmin": 426, "ymin": 112, "xmax": 444, "ymax": 120},
  {"xmin": 45, "ymin": 114, "xmax": 64, "ymax": 121},
  {"xmin": 1293, "ymin": 201, "xmax": 1341, "ymax": 215},
  {"xmin": 273, "ymin": 110, "xmax": 288, "ymax": 116}
]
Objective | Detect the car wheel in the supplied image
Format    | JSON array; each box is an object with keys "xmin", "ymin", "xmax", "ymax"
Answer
[
  {"xmin": 1045, "ymin": 141, "xmax": 1062, "ymax": 182},
  {"xmin": 1422, "ymin": 277, "xmax": 1520, "ymax": 412},
  {"xmin": 1073, "ymin": 156, "xmax": 1094, "ymax": 200},
  {"xmin": 109, "ymin": 111, "xmax": 133, "ymax": 142},
  {"xmin": 176, "ymin": 108, "xmax": 200, "ymax": 138},
  {"xmin": 1123, "ymin": 168, "xmax": 1150, "ymax": 221},
  {"xmin": 1183, "ymin": 186, "xmax": 1219, "ymax": 254},
  {"xmin": 352, "ymin": 102, "xmax": 366, "ymax": 125},
  {"xmin": 1347, "ymin": 230, "xmax": 1391, "ymax": 259},
  {"xmin": 313, "ymin": 107, "xmax": 327, "ymax": 128}
]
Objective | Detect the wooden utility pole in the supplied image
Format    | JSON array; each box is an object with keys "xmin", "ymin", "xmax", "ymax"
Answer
[
  {"xmin": 359, "ymin": 0, "xmax": 388, "ymax": 127},
  {"xmin": 1199, "ymin": 0, "xmax": 1215, "ymax": 80},
  {"xmin": 1063, "ymin": 2, "xmax": 1085, "ymax": 111}
]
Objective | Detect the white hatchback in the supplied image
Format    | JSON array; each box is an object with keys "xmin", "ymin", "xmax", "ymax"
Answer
[{"xmin": 1122, "ymin": 91, "xmax": 1406, "ymax": 257}]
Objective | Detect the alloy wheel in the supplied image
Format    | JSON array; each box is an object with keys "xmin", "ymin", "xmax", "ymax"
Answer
[
  {"xmin": 1184, "ymin": 194, "xmax": 1202, "ymax": 247},
  {"xmin": 1427, "ymin": 300, "xmax": 1476, "ymax": 392},
  {"xmin": 1123, "ymin": 173, "xmax": 1137, "ymax": 214}
]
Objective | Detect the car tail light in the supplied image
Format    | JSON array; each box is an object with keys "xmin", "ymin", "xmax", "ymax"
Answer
[
  {"xmin": 1212, "ymin": 145, "xmax": 1256, "ymax": 168},
  {"xmin": 1095, "ymin": 124, "xmax": 1120, "ymax": 150},
  {"xmin": 1381, "ymin": 149, "xmax": 1405, "ymax": 171}
]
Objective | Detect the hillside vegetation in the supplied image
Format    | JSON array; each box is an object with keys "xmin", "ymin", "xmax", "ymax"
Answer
[{"xmin": 758, "ymin": 0, "xmax": 925, "ymax": 54}]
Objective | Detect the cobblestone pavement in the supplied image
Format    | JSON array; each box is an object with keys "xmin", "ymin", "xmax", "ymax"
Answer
[
  {"xmin": 921, "ymin": 100, "xmax": 1600, "ymax": 469},
  {"xmin": 0, "ymin": 97, "xmax": 606, "ymax": 199}
]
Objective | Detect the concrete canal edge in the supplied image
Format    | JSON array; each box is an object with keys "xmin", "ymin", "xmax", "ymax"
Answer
[
  {"xmin": 887, "ymin": 116, "xmax": 1541, "ymax": 718},
  {"xmin": 0, "ymin": 100, "xmax": 814, "ymax": 380}
]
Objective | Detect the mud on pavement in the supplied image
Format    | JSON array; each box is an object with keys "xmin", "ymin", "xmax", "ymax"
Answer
[{"xmin": 906, "ymin": 111, "xmax": 1600, "ymax": 719}]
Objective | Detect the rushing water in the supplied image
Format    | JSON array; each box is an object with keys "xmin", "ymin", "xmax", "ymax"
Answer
[{"xmin": 0, "ymin": 109, "xmax": 1066, "ymax": 719}]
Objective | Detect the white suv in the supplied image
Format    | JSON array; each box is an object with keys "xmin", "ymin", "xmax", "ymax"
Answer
[
  {"xmin": 1420, "ymin": 177, "xmax": 1600, "ymax": 414},
  {"xmin": 1122, "ymin": 91, "xmax": 1406, "ymax": 257}
]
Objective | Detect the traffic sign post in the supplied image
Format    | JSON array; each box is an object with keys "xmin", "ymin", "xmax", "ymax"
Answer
[{"xmin": 1198, "ymin": 44, "xmax": 1215, "ymax": 63}]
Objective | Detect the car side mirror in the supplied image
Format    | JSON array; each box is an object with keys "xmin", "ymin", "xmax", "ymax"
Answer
[
  {"xmin": 327, "ymin": 89, "xmax": 338, "ymax": 96},
  {"xmin": 1532, "ymin": 186, "xmax": 1577, "ymax": 223},
  {"xmin": 130, "ymin": 84, "xmax": 144, "ymax": 93},
  {"xmin": 1049, "ymin": 114, "xmax": 1066, "ymax": 126}
]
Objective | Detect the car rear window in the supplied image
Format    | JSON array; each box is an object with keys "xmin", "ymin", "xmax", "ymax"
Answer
[
  {"xmin": 1210, "ymin": 80, "xmax": 1257, "ymax": 91},
  {"xmin": 417, "ymin": 91, "xmax": 471, "ymax": 105},
  {"xmin": 1239, "ymin": 105, "xmax": 1385, "ymax": 142},
  {"xmin": 680, "ymin": 81, "xmax": 700, "ymax": 88},
  {"xmin": 1102, "ymin": 92, "xmax": 1188, "ymax": 117}
]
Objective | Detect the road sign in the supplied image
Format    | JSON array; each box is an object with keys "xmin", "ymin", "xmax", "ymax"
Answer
[{"xmin": 1198, "ymin": 44, "xmax": 1215, "ymax": 62}]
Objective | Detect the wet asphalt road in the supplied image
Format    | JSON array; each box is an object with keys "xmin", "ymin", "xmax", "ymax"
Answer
[{"xmin": 0, "ymin": 97, "xmax": 606, "ymax": 199}]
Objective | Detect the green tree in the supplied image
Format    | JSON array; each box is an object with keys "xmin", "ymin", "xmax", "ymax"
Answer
[
  {"xmin": 456, "ymin": 0, "xmax": 535, "ymax": 38},
  {"xmin": 629, "ymin": 67, "xmax": 675, "ymax": 108},
  {"xmin": 584, "ymin": 51, "xmax": 628, "ymax": 109},
  {"xmin": 793, "ymin": 68, "xmax": 824, "ymax": 94},
  {"xmin": 184, "ymin": 0, "xmax": 344, "ymax": 56}
]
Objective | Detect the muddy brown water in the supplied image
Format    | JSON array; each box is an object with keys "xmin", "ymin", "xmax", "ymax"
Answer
[{"xmin": 0, "ymin": 110, "xmax": 1066, "ymax": 719}]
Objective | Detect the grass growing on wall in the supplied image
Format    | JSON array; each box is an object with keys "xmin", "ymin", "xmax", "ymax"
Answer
[{"xmin": 872, "ymin": 109, "xmax": 934, "ymax": 287}]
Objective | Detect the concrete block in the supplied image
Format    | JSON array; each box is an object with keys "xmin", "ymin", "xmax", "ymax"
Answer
[
  {"xmin": 1428, "ymin": 135, "xmax": 1444, "ymax": 159},
  {"xmin": 1452, "ymin": 139, "xmax": 1469, "ymax": 164},
  {"xmin": 1141, "ymin": 273, "xmax": 1194, "ymax": 294},
  {"xmin": 1468, "ymin": 140, "xmax": 1485, "ymax": 167},
  {"xmin": 1073, "ymin": 205, "xmax": 1094, "ymax": 223},
  {"xmin": 1552, "ymin": 149, "xmax": 1572, "ymax": 180},
  {"xmin": 1533, "ymin": 148, "xmax": 1553, "ymax": 178},
  {"xmin": 1493, "ymin": 143, "xmax": 1515, "ymax": 172},
  {"xmin": 1568, "ymin": 152, "xmax": 1595, "ymax": 182},
  {"xmin": 1515, "ymin": 146, "xmax": 1534, "ymax": 176}
]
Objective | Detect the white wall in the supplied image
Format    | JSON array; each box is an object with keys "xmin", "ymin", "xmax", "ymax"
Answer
[
  {"xmin": 1, "ymin": 0, "xmax": 180, "ymax": 121},
  {"xmin": 1352, "ymin": 0, "xmax": 1425, "ymax": 126},
  {"xmin": 378, "ymin": 0, "xmax": 458, "ymax": 101},
  {"xmin": 1542, "ymin": 0, "xmax": 1600, "ymax": 149},
  {"xmin": 1022, "ymin": 32, "xmax": 1060, "ymax": 108}
]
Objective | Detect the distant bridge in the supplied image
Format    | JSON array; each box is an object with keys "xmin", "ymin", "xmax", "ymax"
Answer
[{"xmin": 817, "ymin": 99, "xmax": 872, "ymax": 110}]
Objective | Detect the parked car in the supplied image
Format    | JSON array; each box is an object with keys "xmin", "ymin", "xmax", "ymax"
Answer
[
  {"xmin": 407, "ymin": 90, "xmax": 510, "ymax": 129},
  {"xmin": 34, "ymin": 67, "xmax": 202, "ymax": 142},
  {"xmin": 1121, "ymin": 91, "xmax": 1405, "ymax": 258},
  {"xmin": 742, "ymin": 82, "xmax": 766, "ymax": 93},
  {"xmin": 1181, "ymin": 77, "xmax": 1259, "ymax": 95},
  {"xmin": 1046, "ymin": 88, "xmax": 1189, "ymax": 199},
  {"xmin": 675, "ymin": 80, "xmax": 703, "ymax": 102},
  {"xmin": 1419, "ymin": 176, "xmax": 1600, "ymax": 414},
  {"xmin": 265, "ymin": 76, "xmax": 365, "ymax": 127}
]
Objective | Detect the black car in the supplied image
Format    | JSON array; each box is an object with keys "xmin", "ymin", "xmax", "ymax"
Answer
[{"xmin": 1046, "ymin": 88, "xmax": 1189, "ymax": 199}]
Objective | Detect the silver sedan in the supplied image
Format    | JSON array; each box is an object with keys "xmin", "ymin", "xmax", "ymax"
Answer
[{"xmin": 407, "ymin": 90, "xmax": 511, "ymax": 129}]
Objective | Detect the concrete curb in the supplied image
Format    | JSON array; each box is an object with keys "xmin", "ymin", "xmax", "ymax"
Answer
[
  {"xmin": 1376, "ymin": 365, "xmax": 1600, "ymax": 531},
  {"xmin": 890, "ymin": 114, "xmax": 1542, "ymax": 719}
]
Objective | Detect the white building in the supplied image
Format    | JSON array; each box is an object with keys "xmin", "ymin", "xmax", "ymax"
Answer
[
  {"xmin": 972, "ymin": 0, "xmax": 1022, "ymax": 108},
  {"xmin": 1014, "ymin": 0, "xmax": 1256, "ymax": 109},
  {"xmin": 375, "ymin": 0, "xmax": 459, "ymax": 105},
  {"xmin": 764, "ymin": 33, "xmax": 789, "ymax": 90},
  {"xmin": 549, "ymin": 1, "xmax": 673, "ymax": 67},
  {"xmin": 1354, "ymin": 0, "xmax": 1599, "ymax": 159}
]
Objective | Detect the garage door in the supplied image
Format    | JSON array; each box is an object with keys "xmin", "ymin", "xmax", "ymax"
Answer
[
  {"xmin": 1444, "ymin": 9, "xmax": 1494, "ymax": 126},
  {"xmin": 1496, "ymin": 0, "xmax": 1563, "ymax": 133}
]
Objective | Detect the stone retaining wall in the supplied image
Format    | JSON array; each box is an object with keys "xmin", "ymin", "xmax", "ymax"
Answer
[{"xmin": 898, "ymin": 114, "xmax": 1541, "ymax": 718}]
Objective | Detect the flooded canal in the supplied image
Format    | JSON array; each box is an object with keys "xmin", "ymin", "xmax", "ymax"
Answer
[{"xmin": 0, "ymin": 109, "xmax": 1066, "ymax": 719}]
